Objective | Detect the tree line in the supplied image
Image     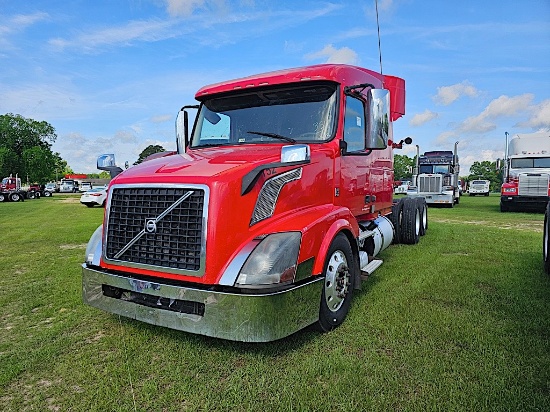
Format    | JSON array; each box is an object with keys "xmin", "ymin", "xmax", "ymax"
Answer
[
  {"xmin": 0, "ymin": 113, "xmax": 72, "ymax": 184},
  {"xmin": 0, "ymin": 113, "xmax": 156, "ymax": 184}
]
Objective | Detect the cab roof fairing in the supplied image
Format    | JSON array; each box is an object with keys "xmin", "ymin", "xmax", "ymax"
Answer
[{"xmin": 194, "ymin": 64, "xmax": 405, "ymax": 122}]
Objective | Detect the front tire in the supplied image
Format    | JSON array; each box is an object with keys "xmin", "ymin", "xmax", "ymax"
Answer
[
  {"xmin": 9, "ymin": 193, "xmax": 21, "ymax": 202},
  {"xmin": 318, "ymin": 233, "xmax": 355, "ymax": 332},
  {"xmin": 44, "ymin": 191, "xmax": 52, "ymax": 197}
]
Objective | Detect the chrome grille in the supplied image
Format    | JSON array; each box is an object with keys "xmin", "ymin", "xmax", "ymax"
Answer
[
  {"xmin": 418, "ymin": 175, "xmax": 442, "ymax": 193},
  {"xmin": 250, "ymin": 168, "xmax": 302, "ymax": 226},
  {"xmin": 105, "ymin": 186, "xmax": 206, "ymax": 274},
  {"xmin": 518, "ymin": 174, "xmax": 549, "ymax": 196}
]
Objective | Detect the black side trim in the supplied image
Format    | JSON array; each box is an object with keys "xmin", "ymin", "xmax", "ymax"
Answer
[{"xmin": 241, "ymin": 160, "xmax": 310, "ymax": 196}]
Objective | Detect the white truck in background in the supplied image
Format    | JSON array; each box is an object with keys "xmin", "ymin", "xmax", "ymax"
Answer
[
  {"xmin": 500, "ymin": 132, "xmax": 550, "ymax": 212},
  {"xmin": 469, "ymin": 180, "xmax": 490, "ymax": 196}
]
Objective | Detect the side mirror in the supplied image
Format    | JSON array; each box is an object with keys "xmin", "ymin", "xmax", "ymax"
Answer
[
  {"xmin": 176, "ymin": 105, "xmax": 200, "ymax": 154},
  {"xmin": 366, "ymin": 89, "xmax": 390, "ymax": 150},
  {"xmin": 97, "ymin": 154, "xmax": 123, "ymax": 179}
]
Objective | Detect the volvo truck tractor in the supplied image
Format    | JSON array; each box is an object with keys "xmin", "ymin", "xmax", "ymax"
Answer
[
  {"xmin": 500, "ymin": 132, "xmax": 550, "ymax": 212},
  {"xmin": 81, "ymin": 64, "xmax": 428, "ymax": 342},
  {"xmin": 407, "ymin": 142, "xmax": 460, "ymax": 207}
]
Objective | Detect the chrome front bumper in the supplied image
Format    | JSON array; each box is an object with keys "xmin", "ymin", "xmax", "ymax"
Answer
[{"xmin": 82, "ymin": 264, "xmax": 323, "ymax": 342}]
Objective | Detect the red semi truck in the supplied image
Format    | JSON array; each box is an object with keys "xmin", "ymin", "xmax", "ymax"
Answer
[{"xmin": 82, "ymin": 64, "xmax": 427, "ymax": 342}]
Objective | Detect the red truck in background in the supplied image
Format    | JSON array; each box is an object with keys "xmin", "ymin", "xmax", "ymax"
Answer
[
  {"xmin": 500, "ymin": 132, "xmax": 550, "ymax": 212},
  {"xmin": 0, "ymin": 175, "xmax": 45, "ymax": 201},
  {"xmin": 82, "ymin": 64, "xmax": 427, "ymax": 342}
]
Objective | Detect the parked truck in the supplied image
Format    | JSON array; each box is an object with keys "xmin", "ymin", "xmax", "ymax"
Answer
[
  {"xmin": 407, "ymin": 142, "xmax": 460, "ymax": 207},
  {"xmin": 468, "ymin": 179, "xmax": 490, "ymax": 196},
  {"xmin": 0, "ymin": 176, "xmax": 27, "ymax": 202},
  {"xmin": 500, "ymin": 132, "xmax": 550, "ymax": 212},
  {"xmin": 59, "ymin": 179, "xmax": 79, "ymax": 193},
  {"xmin": 82, "ymin": 64, "xmax": 428, "ymax": 342}
]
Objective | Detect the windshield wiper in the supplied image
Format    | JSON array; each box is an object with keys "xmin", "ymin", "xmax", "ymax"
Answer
[{"xmin": 246, "ymin": 131, "xmax": 296, "ymax": 144}]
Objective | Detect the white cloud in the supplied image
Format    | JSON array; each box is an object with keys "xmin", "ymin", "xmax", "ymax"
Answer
[
  {"xmin": 376, "ymin": 0, "xmax": 394, "ymax": 12},
  {"xmin": 165, "ymin": 0, "xmax": 207, "ymax": 17},
  {"xmin": 150, "ymin": 114, "xmax": 173, "ymax": 123},
  {"xmin": 0, "ymin": 12, "xmax": 50, "ymax": 49},
  {"xmin": 409, "ymin": 109, "xmax": 438, "ymax": 127},
  {"xmin": 521, "ymin": 99, "xmax": 550, "ymax": 129},
  {"xmin": 435, "ymin": 130, "xmax": 457, "ymax": 145},
  {"xmin": 458, "ymin": 94, "xmax": 534, "ymax": 133},
  {"xmin": 434, "ymin": 81, "xmax": 479, "ymax": 105},
  {"xmin": 305, "ymin": 44, "xmax": 359, "ymax": 65},
  {"xmin": 48, "ymin": 19, "xmax": 177, "ymax": 52}
]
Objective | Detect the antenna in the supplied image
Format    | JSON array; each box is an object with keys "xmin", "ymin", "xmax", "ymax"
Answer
[{"xmin": 375, "ymin": 0, "xmax": 383, "ymax": 74}]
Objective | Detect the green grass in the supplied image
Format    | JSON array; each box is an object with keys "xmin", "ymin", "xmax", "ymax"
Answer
[{"xmin": 1, "ymin": 194, "xmax": 549, "ymax": 411}]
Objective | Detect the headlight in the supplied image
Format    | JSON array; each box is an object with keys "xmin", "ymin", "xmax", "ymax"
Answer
[
  {"xmin": 503, "ymin": 187, "xmax": 516, "ymax": 193},
  {"xmin": 85, "ymin": 225, "xmax": 103, "ymax": 265},
  {"xmin": 236, "ymin": 232, "xmax": 301, "ymax": 287}
]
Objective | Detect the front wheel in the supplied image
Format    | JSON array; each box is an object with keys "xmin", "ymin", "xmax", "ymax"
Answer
[
  {"xmin": 318, "ymin": 233, "xmax": 355, "ymax": 332},
  {"xmin": 9, "ymin": 193, "xmax": 21, "ymax": 202},
  {"xmin": 44, "ymin": 191, "xmax": 52, "ymax": 197}
]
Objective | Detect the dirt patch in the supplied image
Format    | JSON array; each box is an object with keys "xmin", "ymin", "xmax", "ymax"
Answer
[
  {"xmin": 58, "ymin": 197, "xmax": 80, "ymax": 204},
  {"xmin": 430, "ymin": 217, "xmax": 543, "ymax": 233},
  {"xmin": 60, "ymin": 244, "xmax": 87, "ymax": 250}
]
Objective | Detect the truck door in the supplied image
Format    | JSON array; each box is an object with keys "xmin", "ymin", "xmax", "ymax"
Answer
[{"xmin": 337, "ymin": 95, "xmax": 370, "ymax": 216}]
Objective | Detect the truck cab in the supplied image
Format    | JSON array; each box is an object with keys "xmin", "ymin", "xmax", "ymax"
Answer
[
  {"xmin": 407, "ymin": 142, "xmax": 460, "ymax": 207},
  {"xmin": 82, "ymin": 64, "xmax": 426, "ymax": 342},
  {"xmin": 500, "ymin": 132, "xmax": 550, "ymax": 212},
  {"xmin": 469, "ymin": 180, "xmax": 490, "ymax": 196}
]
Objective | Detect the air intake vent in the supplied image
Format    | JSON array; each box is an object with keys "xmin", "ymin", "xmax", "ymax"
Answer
[
  {"xmin": 250, "ymin": 168, "xmax": 302, "ymax": 226},
  {"xmin": 418, "ymin": 175, "xmax": 442, "ymax": 193},
  {"xmin": 518, "ymin": 174, "xmax": 549, "ymax": 196}
]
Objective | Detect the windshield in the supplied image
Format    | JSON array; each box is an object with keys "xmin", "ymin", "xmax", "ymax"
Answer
[
  {"xmin": 511, "ymin": 157, "xmax": 550, "ymax": 168},
  {"xmin": 419, "ymin": 164, "xmax": 450, "ymax": 174},
  {"xmin": 190, "ymin": 82, "xmax": 338, "ymax": 148}
]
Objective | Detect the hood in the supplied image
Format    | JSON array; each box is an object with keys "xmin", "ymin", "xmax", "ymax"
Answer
[{"xmin": 112, "ymin": 145, "xmax": 283, "ymax": 185}]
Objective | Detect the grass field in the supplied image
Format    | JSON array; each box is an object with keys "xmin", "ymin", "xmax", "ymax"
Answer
[{"xmin": 1, "ymin": 194, "xmax": 549, "ymax": 411}]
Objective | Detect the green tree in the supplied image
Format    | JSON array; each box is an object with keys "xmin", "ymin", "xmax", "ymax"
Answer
[
  {"xmin": 134, "ymin": 144, "xmax": 166, "ymax": 165},
  {"xmin": 468, "ymin": 160, "xmax": 501, "ymax": 192},
  {"xmin": 393, "ymin": 154, "xmax": 416, "ymax": 180},
  {"xmin": 0, "ymin": 113, "xmax": 60, "ymax": 183}
]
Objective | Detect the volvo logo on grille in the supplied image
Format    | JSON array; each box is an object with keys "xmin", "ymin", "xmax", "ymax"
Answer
[{"xmin": 145, "ymin": 219, "xmax": 157, "ymax": 233}]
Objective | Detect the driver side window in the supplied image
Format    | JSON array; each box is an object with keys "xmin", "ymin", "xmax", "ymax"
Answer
[{"xmin": 343, "ymin": 96, "xmax": 365, "ymax": 152}]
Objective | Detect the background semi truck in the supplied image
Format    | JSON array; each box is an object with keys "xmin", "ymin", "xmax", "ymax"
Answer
[
  {"xmin": 407, "ymin": 142, "xmax": 460, "ymax": 207},
  {"xmin": 469, "ymin": 180, "xmax": 490, "ymax": 196},
  {"xmin": 82, "ymin": 64, "xmax": 428, "ymax": 342},
  {"xmin": 500, "ymin": 132, "xmax": 550, "ymax": 212}
]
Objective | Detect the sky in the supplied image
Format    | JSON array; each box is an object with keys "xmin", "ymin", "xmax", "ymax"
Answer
[{"xmin": 1, "ymin": 0, "xmax": 549, "ymax": 175}]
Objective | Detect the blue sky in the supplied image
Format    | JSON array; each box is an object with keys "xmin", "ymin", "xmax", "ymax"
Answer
[{"xmin": 1, "ymin": 0, "xmax": 549, "ymax": 175}]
